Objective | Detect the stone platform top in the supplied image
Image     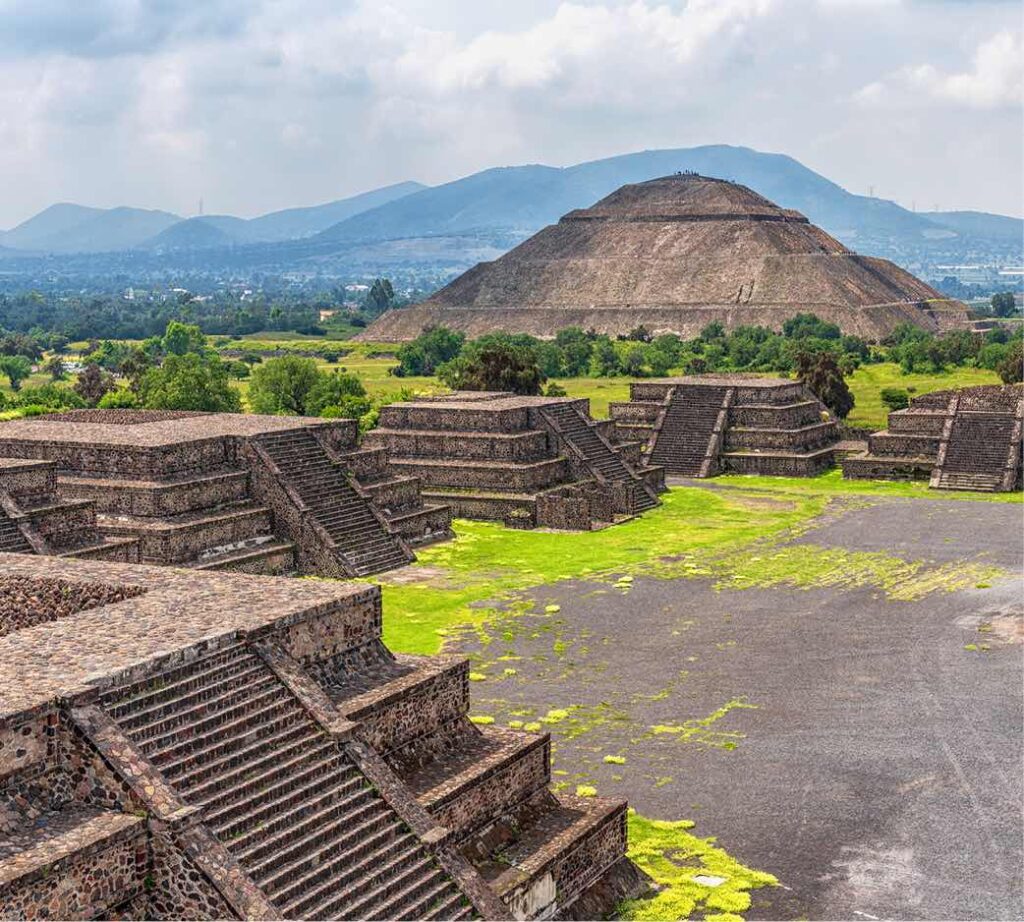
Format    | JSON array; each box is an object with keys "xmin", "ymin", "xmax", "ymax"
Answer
[
  {"xmin": 395, "ymin": 393, "xmax": 579, "ymax": 412},
  {"xmin": 0, "ymin": 553, "xmax": 376, "ymax": 721},
  {"xmin": 0, "ymin": 409, "xmax": 340, "ymax": 448},
  {"xmin": 642, "ymin": 375, "xmax": 794, "ymax": 388},
  {"xmin": 0, "ymin": 458, "xmax": 49, "ymax": 471}
]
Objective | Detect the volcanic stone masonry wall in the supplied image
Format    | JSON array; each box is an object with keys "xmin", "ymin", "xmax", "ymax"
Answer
[
  {"xmin": 842, "ymin": 384, "xmax": 1023, "ymax": 492},
  {"xmin": 610, "ymin": 375, "xmax": 840, "ymax": 478},
  {"xmin": 0, "ymin": 556, "xmax": 642, "ymax": 920}
]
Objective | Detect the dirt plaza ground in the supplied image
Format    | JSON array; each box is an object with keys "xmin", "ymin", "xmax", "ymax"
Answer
[{"xmin": 379, "ymin": 478, "xmax": 1024, "ymax": 921}]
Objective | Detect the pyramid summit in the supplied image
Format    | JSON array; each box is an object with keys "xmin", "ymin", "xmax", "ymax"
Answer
[{"xmin": 364, "ymin": 173, "xmax": 969, "ymax": 341}]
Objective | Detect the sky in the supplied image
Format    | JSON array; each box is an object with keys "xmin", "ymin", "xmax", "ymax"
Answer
[{"xmin": 0, "ymin": 0, "xmax": 1021, "ymax": 228}]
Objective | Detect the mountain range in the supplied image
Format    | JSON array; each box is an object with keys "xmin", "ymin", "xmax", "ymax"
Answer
[{"xmin": 1, "ymin": 147, "xmax": 1019, "ymax": 274}]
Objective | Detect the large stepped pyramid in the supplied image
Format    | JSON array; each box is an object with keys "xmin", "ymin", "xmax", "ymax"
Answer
[
  {"xmin": 363, "ymin": 173, "xmax": 969, "ymax": 342},
  {"xmin": 843, "ymin": 385, "xmax": 1023, "ymax": 492},
  {"xmin": 0, "ymin": 555, "xmax": 642, "ymax": 920},
  {"xmin": 364, "ymin": 392, "xmax": 665, "ymax": 529},
  {"xmin": 612, "ymin": 375, "xmax": 840, "ymax": 477},
  {"xmin": 0, "ymin": 409, "xmax": 453, "ymax": 577}
]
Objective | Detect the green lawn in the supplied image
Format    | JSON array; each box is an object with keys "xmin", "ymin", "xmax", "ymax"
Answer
[{"xmin": 845, "ymin": 363, "xmax": 1000, "ymax": 430}]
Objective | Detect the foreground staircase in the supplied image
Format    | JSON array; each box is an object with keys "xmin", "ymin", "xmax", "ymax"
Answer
[
  {"xmin": 98, "ymin": 643, "xmax": 473, "ymax": 921},
  {"xmin": 0, "ymin": 507, "xmax": 31, "ymax": 552},
  {"xmin": 933, "ymin": 412, "xmax": 1020, "ymax": 492},
  {"xmin": 650, "ymin": 385, "xmax": 730, "ymax": 475},
  {"xmin": 258, "ymin": 429, "xmax": 412, "ymax": 576},
  {"xmin": 541, "ymin": 402, "xmax": 658, "ymax": 513}
]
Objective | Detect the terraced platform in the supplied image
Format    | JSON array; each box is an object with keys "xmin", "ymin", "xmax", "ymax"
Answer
[
  {"xmin": 842, "ymin": 385, "xmax": 1023, "ymax": 492},
  {"xmin": 364, "ymin": 392, "xmax": 664, "ymax": 530},
  {"xmin": 0, "ymin": 409, "xmax": 452, "ymax": 577},
  {"xmin": 0, "ymin": 555, "xmax": 639, "ymax": 920},
  {"xmin": 611, "ymin": 375, "xmax": 840, "ymax": 477}
]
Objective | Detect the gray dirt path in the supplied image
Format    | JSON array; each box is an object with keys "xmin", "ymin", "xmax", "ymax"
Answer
[{"xmin": 448, "ymin": 492, "xmax": 1023, "ymax": 921}]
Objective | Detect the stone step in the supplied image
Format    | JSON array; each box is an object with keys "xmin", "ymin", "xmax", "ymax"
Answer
[
  {"xmin": 125, "ymin": 673, "xmax": 283, "ymax": 745},
  {"xmin": 100, "ymin": 643, "xmax": 251, "ymax": 714},
  {"xmin": 190, "ymin": 539, "xmax": 296, "ymax": 576},
  {"xmin": 402, "ymin": 726, "xmax": 550, "ymax": 836},
  {"xmin": 333, "ymin": 654, "xmax": 470, "ymax": 755},
  {"xmin": 424, "ymin": 890, "xmax": 475, "ymax": 920},
  {"xmin": 278, "ymin": 835, "xmax": 421, "ymax": 916},
  {"xmin": 58, "ymin": 468, "xmax": 251, "ymax": 517},
  {"xmin": 235, "ymin": 786, "xmax": 383, "ymax": 868},
  {"xmin": 177, "ymin": 725, "xmax": 326, "ymax": 796},
  {"xmin": 390, "ymin": 457, "xmax": 571, "ymax": 492},
  {"xmin": 323, "ymin": 853, "xmax": 444, "ymax": 921},
  {"xmin": 147, "ymin": 696, "xmax": 304, "ymax": 773},
  {"xmin": 209, "ymin": 759, "xmax": 360, "ymax": 841},
  {"xmin": 113, "ymin": 660, "xmax": 269, "ymax": 731},
  {"xmin": 98, "ymin": 501, "xmax": 275, "ymax": 564}
]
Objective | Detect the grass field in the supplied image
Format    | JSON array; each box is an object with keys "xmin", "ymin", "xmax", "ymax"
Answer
[{"xmin": 0, "ymin": 338, "xmax": 1004, "ymax": 432}]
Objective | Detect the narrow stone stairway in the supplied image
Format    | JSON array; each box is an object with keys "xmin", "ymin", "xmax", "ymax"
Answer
[
  {"xmin": 542, "ymin": 402, "xmax": 658, "ymax": 512},
  {"xmin": 0, "ymin": 508, "xmax": 30, "ymax": 552},
  {"xmin": 257, "ymin": 429, "xmax": 412, "ymax": 576},
  {"xmin": 936, "ymin": 413, "xmax": 1019, "ymax": 492},
  {"xmin": 650, "ymin": 385, "xmax": 729, "ymax": 475},
  {"xmin": 99, "ymin": 643, "xmax": 473, "ymax": 920}
]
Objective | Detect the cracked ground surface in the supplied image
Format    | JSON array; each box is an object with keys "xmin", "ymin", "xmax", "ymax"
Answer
[{"xmin": 381, "ymin": 482, "xmax": 1023, "ymax": 921}]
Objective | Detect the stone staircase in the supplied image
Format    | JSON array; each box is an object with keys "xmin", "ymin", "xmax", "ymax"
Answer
[
  {"xmin": 98, "ymin": 643, "xmax": 473, "ymax": 921},
  {"xmin": 540, "ymin": 402, "xmax": 659, "ymax": 513},
  {"xmin": 934, "ymin": 413, "xmax": 1020, "ymax": 492},
  {"xmin": 0, "ymin": 507, "xmax": 31, "ymax": 552},
  {"xmin": 650, "ymin": 385, "xmax": 729, "ymax": 475},
  {"xmin": 258, "ymin": 429, "xmax": 412, "ymax": 576}
]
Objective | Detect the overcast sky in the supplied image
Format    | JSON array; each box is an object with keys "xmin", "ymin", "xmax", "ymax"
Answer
[{"xmin": 0, "ymin": 0, "xmax": 1021, "ymax": 227}]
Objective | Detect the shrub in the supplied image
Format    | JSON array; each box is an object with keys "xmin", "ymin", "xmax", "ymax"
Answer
[
  {"xmin": 880, "ymin": 388, "xmax": 910, "ymax": 411},
  {"xmin": 439, "ymin": 341, "xmax": 545, "ymax": 395},
  {"xmin": 139, "ymin": 353, "xmax": 241, "ymax": 412},
  {"xmin": 544, "ymin": 382, "xmax": 568, "ymax": 397},
  {"xmin": 796, "ymin": 351, "xmax": 855, "ymax": 419},
  {"xmin": 73, "ymin": 362, "xmax": 115, "ymax": 407},
  {"xmin": 997, "ymin": 340, "xmax": 1023, "ymax": 384},
  {"xmin": 98, "ymin": 387, "xmax": 139, "ymax": 409}
]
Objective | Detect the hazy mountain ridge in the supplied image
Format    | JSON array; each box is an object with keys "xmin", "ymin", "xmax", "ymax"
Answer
[{"xmin": 0, "ymin": 147, "xmax": 1018, "ymax": 278}]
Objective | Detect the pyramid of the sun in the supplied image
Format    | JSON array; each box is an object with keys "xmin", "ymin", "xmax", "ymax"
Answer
[{"xmin": 364, "ymin": 174, "xmax": 969, "ymax": 341}]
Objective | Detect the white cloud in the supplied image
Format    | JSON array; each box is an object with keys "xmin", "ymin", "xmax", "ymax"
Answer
[
  {"xmin": 855, "ymin": 29, "xmax": 1023, "ymax": 109},
  {"xmin": 0, "ymin": 0, "xmax": 1020, "ymax": 224}
]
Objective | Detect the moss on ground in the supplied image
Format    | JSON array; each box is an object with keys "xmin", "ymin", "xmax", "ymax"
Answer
[
  {"xmin": 377, "ymin": 480, "xmax": 1012, "ymax": 656},
  {"xmin": 621, "ymin": 811, "xmax": 778, "ymax": 922}
]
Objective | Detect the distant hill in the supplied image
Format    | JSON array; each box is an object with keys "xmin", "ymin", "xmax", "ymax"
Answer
[
  {"xmin": 926, "ymin": 211, "xmax": 1023, "ymax": 243},
  {"xmin": 1, "ymin": 182, "xmax": 429, "ymax": 255},
  {"xmin": 1, "ymin": 203, "xmax": 181, "ymax": 253},
  {"xmin": 245, "ymin": 181, "xmax": 427, "ymax": 242},
  {"xmin": 143, "ymin": 216, "xmax": 250, "ymax": 250}
]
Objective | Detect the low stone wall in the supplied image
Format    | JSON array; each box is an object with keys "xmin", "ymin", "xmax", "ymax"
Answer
[
  {"xmin": 729, "ymin": 401, "xmax": 823, "ymax": 429},
  {"xmin": 0, "ymin": 813, "xmax": 148, "ymax": 921},
  {"xmin": 20, "ymin": 501, "xmax": 97, "ymax": 550},
  {"xmin": 609, "ymin": 401, "xmax": 660, "ymax": 423},
  {"xmin": 0, "ymin": 462, "xmax": 55, "ymax": 500},
  {"xmin": 367, "ymin": 428, "xmax": 550, "ymax": 463},
  {"xmin": 887, "ymin": 411, "xmax": 948, "ymax": 436},
  {"xmin": 0, "ymin": 577, "xmax": 146, "ymax": 639},
  {"xmin": 379, "ymin": 404, "xmax": 532, "ymax": 433},
  {"xmin": 62, "ymin": 470, "xmax": 250, "ymax": 518},
  {"xmin": 724, "ymin": 450, "xmax": 834, "ymax": 476},
  {"xmin": 843, "ymin": 455, "xmax": 933, "ymax": 481},
  {"xmin": 725, "ymin": 421, "xmax": 838, "ymax": 452},
  {"xmin": 867, "ymin": 432, "xmax": 939, "ymax": 458}
]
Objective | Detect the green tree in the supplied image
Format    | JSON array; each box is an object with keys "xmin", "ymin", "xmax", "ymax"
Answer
[
  {"xmin": 139, "ymin": 353, "xmax": 241, "ymax": 412},
  {"xmin": 783, "ymin": 313, "xmax": 841, "ymax": 340},
  {"xmin": 365, "ymin": 278, "xmax": 396, "ymax": 314},
  {"xmin": 796, "ymin": 351, "xmax": 854, "ymax": 419},
  {"xmin": 991, "ymin": 291, "xmax": 1017, "ymax": 318},
  {"xmin": 161, "ymin": 320, "xmax": 207, "ymax": 356},
  {"xmin": 73, "ymin": 362, "xmax": 115, "ymax": 406},
  {"xmin": 439, "ymin": 342, "xmax": 545, "ymax": 395},
  {"xmin": 592, "ymin": 337, "xmax": 621, "ymax": 376},
  {"xmin": 247, "ymin": 356, "xmax": 321, "ymax": 415},
  {"xmin": 98, "ymin": 387, "xmax": 139, "ymax": 409},
  {"xmin": 0, "ymin": 355, "xmax": 32, "ymax": 392},
  {"xmin": 554, "ymin": 328, "xmax": 594, "ymax": 376},
  {"xmin": 997, "ymin": 340, "xmax": 1023, "ymax": 384},
  {"xmin": 306, "ymin": 370, "xmax": 367, "ymax": 416},
  {"xmin": 44, "ymin": 355, "xmax": 66, "ymax": 380},
  {"xmin": 393, "ymin": 326, "xmax": 465, "ymax": 377}
]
